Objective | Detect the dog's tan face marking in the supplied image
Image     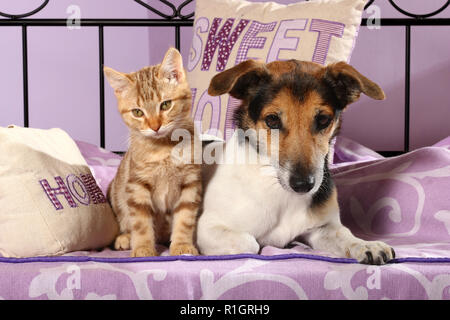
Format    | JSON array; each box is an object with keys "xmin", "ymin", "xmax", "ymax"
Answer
[
  {"xmin": 251, "ymin": 87, "xmax": 337, "ymax": 194},
  {"xmin": 282, "ymin": 90, "xmax": 335, "ymax": 169},
  {"xmin": 208, "ymin": 59, "xmax": 385, "ymax": 204},
  {"xmin": 257, "ymin": 89, "xmax": 334, "ymax": 161}
]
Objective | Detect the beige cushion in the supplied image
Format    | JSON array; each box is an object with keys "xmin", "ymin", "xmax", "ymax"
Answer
[
  {"xmin": 0, "ymin": 125, "xmax": 119, "ymax": 257},
  {"xmin": 187, "ymin": 0, "xmax": 366, "ymax": 140}
]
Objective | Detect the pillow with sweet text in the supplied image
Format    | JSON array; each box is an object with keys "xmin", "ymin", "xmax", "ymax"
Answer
[{"xmin": 187, "ymin": 0, "xmax": 366, "ymax": 140}]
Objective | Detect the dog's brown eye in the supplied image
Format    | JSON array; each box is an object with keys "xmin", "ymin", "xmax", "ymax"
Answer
[
  {"xmin": 265, "ymin": 114, "xmax": 282, "ymax": 129},
  {"xmin": 316, "ymin": 114, "xmax": 332, "ymax": 130}
]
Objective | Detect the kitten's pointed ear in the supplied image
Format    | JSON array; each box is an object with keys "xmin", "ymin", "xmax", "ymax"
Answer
[
  {"xmin": 103, "ymin": 66, "xmax": 133, "ymax": 94},
  {"xmin": 160, "ymin": 47, "xmax": 185, "ymax": 83}
]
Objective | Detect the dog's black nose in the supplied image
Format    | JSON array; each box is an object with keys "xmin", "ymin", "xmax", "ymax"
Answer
[{"xmin": 289, "ymin": 175, "xmax": 315, "ymax": 193}]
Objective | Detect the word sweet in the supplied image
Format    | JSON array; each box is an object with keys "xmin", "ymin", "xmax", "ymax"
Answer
[
  {"xmin": 188, "ymin": 17, "xmax": 346, "ymax": 139},
  {"xmin": 188, "ymin": 17, "xmax": 344, "ymax": 72}
]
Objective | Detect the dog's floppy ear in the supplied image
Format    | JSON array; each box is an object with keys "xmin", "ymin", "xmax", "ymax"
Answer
[
  {"xmin": 324, "ymin": 61, "xmax": 385, "ymax": 109},
  {"xmin": 208, "ymin": 59, "xmax": 271, "ymax": 100}
]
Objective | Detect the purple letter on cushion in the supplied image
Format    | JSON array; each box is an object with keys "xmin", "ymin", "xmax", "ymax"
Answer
[
  {"xmin": 193, "ymin": 89, "xmax": 221, "ymax": 136},
  {"xmin": 188, "ymin": 17, "xmax": 209, "ymax": 72},
  {"xmin": 201, "ymin": 18, "xmax": 250, "ymax": 72},
  {"xmin": 309, "ymin": 19, "xmax": 345, "ymax": 65},
  {"xmin": 224, "ymin": 96, "xmax": 241, "ymax": 140},
  {"xmin": 40, "ymin": 176, "xmax": 78, "ymax": 210},
  {"xmin": 267, "ymin": 19, "xmax": 308, "ymax": 62},
  {"xmin": 235, "ymin": 20, "xmax": 277, "ymax": 65},
  {"xmin": 190, "ymin": 88, "xmax": 197, "ymax": 114},
  {"xmin": 66, "ymin": 174, "xmax": 90, "ymax": 206},
  {"xmin": 80, "ymin": 173, "xmax": 107, "ymax": 205}
]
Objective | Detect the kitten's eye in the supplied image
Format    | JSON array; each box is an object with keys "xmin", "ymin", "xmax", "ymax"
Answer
[
  {"xmin": 265, "ymin": 114, "xmax": 282, "ymax": 129},
  {"xmin": 160, "ymin": 100, "xmax": 172, "ymax": 111},
  {"xmin": 131, "ymin": 108, "xmax": 144, "ymax": 117},
  {"xmin": 315, "ymin": 114, "xmax": 332, "ymax": 131}
]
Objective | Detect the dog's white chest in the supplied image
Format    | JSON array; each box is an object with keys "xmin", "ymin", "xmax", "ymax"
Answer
[
  {"xmin": 257, "ymin": 189, "xmax": 312, "ymax": 247},
  {"xmin": 200, "ymin": 134, "xmax": 324, "ymax": 251},
  {"xmin": 203, "ymin": 160, "xmax": 313, "ymax": 248}
]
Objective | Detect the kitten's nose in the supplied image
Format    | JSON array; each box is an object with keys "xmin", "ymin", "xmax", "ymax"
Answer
[{"xmin": 150, "ymin": 122, "xmax": 161, "ymax": 132}]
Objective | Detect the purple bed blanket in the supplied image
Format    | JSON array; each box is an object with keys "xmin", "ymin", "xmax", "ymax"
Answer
[{"xmin": 0, "ymin": 136, "xmax": 449, "ymax": 300}]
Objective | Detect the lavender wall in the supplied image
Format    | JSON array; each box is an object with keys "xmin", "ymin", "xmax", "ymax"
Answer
[
  {"xmin": 349, "ymin": 0, "xmax": 450, "ymax": 151},
  {"xmin": 0, "ymin": 0, "xmax": 449, "ymax": 152}
]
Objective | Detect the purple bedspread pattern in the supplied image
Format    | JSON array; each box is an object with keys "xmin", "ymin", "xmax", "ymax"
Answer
[{"xmin": 0, "ymin": 136, "xmax": 449, "ymax": 300}]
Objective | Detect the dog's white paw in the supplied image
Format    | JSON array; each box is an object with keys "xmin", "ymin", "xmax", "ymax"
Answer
[
  {"xmin": 347, "ymin": 240, "xmax": 395, "ymax": 265},
  {"xmin": 199, "ymin": 231, "xmax": 260, "ymax": 255},
  {"xmin": 229, "ymin": 233, "xmax": 260, "ymax": 255}
]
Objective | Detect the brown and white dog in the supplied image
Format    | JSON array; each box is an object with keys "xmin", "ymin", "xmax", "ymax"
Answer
[{"xmin": 196, "ymin": 59, "xmax": 395, "ymax": 265}]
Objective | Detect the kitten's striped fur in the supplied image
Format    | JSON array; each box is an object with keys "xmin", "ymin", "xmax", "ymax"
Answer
[{"xmin": 104, "ymin": 48, "xmax": 201, "ymax": 257}]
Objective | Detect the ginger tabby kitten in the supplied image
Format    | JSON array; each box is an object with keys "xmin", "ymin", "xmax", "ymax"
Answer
[{"xmin": 104, "ymin": 48, "xmax": 201, "ymax": 257}]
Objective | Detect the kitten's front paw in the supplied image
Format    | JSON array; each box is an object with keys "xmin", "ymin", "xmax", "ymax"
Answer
[
  {"xmin": 170, "ymin": 243, "xmax": 199, "ymax": 256},
  {"xmin": 348, "ymin": 241, "xmax": 395, "ymax": 265},
  {"xmin": 131, "ymin": 246, "xmax": 158, "ymax": 257},
  {"xmin": 114, "ymin": 233, "xmax": 131, "ymax": 251}
]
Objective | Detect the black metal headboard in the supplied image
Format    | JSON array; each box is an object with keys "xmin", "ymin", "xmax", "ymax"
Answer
[{"xmin": 0, "ymin": 0, "xmax": 449, "ymax": 156}]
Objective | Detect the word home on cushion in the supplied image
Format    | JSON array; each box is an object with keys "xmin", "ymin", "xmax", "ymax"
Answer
[{"xmin": 39, "ymin": 173, "xmax": 107, "ymax": 211}]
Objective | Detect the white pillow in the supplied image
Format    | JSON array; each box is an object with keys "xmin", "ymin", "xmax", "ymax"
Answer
[
  {"xmin": 0, "ymin": 125, "xmax": 119, "ymax": 257},
  {"xmin": 187, "ymin": 0, "xmax": 366, "ymax": 140}
]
